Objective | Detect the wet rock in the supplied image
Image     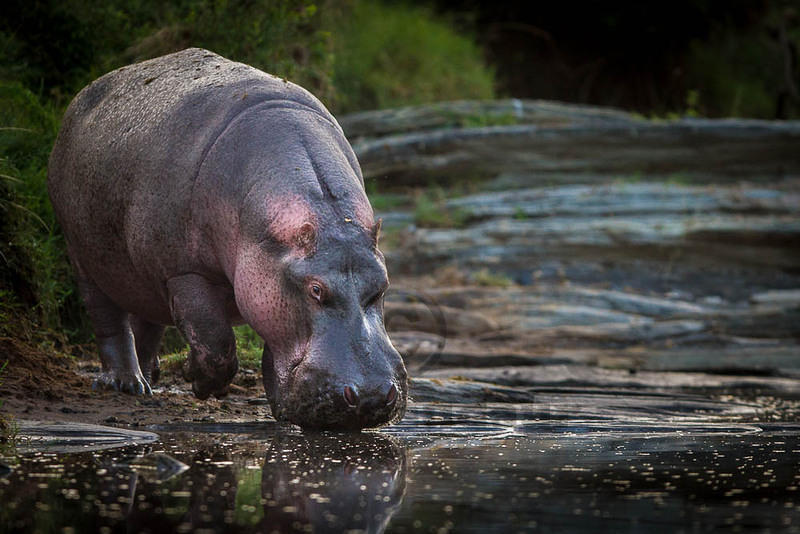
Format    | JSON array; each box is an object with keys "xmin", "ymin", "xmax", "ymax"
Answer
[
  {"xmin": 448, "ymin": 183, "xmax": 800, "ymax": 219},
  {"xmin": 420, "ymin": 365, "xmax": 800, "ymax": 393},
  {"xmin": 410, "ymin": 377, "xmax": 536, "ymax": 403},
  {"xmin": 403, "ymin": 350, "xmax": 553, "ymax": 370},
  {"xmin": 405, "ymin": 214, "xmax": 800, "ymax": 265},
  {"xmin": 750, "ymin": 288, "xmax": 800, "ymax": 306},
  {"xmin": 15, "ymin": 421, "xmax": 159, "ymax": 454},
  {"xmin": 60, "ymin": 406, "xmax": 89, "ymax": 414},
  {"xmin": 712, "ymin": 307, "xmax": 800, "ymax": 338},
  {"xmin": 535, "ymin": 343, "xmax": 800, "ymax": 376},
  {"xmin": 353, "ymin": 118, "xmax": 800, "ymax": 184},
  {"xmin": 428, "ymin": 285, "xmax": 709, "ymax": 319},
  {"xmin": 632, "ymin": 344, "xmax": 800, "ymax": 375},
  {"xmin": 522, "ymin": 319, "xmax": 709, "ymax": 343},
  {"xmin": 384, "ymin": 301, "xmax": 498, "ymax": 336}
]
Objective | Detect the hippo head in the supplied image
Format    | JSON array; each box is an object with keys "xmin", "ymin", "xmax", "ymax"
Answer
[{"xmin": 233, "ymin": 193, "xmax": 407, "ymax": 430}]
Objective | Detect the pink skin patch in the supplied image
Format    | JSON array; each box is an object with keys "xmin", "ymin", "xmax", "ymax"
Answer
[
  {"xmin": 234, "ymin": 244, "xmax": 303, "ymax": 356},
  {"xmin": 267, "ymin": 196, "xmax": 317, "ymax": 249},
  {"xmin": 351, "ymin": 192, "xmax": 375, "ymax": 231}
]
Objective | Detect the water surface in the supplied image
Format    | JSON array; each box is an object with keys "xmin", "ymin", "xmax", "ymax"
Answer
[{"xmin": 2, "ymin": 397, "xmax": 800, "ymax": 533}]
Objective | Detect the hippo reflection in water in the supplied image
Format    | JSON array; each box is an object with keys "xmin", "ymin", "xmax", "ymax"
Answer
[
  {"xmin": 260, "ymin": 433, "xmax": 407, "ymax": 532},
  {"xmin": 48, "ymin": 48, "xmax": 407, "ymax": 429},
  {"xmin": 120, "ymin": 433, "xmax": 408, "ymax": 533}
]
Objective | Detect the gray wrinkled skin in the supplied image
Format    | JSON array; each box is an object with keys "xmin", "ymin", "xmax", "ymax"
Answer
[{"xmin": 48, "ymin": 48, "xmax": 407, "ymax": 429}]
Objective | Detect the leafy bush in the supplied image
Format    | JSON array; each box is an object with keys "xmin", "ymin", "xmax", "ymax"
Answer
[
  {"xmin": 327, "ymin": 0, "xmax": 495, "ymax": 112},
  {"xmin": 683, "ymin": 7, "xmax": 800, "ymax": 119}
]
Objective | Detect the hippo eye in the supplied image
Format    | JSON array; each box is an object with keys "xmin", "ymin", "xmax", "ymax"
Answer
[{"xmin": 309, "ymin": 283, "xmax": 324, "ymax": 303}]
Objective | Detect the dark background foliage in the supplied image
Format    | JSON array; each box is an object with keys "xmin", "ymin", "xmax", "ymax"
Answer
[{"xmin": 430, "ymin": 0, "xmax": 799, "ymax": 118}]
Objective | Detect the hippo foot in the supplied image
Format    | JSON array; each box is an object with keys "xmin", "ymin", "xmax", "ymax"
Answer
[
  {"xmin": 190, "ymin": 377, "xmax": 230, "ymax": 400},
  {"xmin": 143, "ymin": 356, "xmax": 161, "ymax": 386},
  {"xmin": 182, "ymin": 360, "xmax": 234, "ymax": 400},
  {"xmin": 93, "ymin": 372, "xmax": 153, "ymax": 396}
]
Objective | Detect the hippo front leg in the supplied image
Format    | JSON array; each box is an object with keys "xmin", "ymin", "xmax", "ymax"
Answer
[{"xmin": 167, "ymin": 274, "xmax": 239, "ymax": 400}]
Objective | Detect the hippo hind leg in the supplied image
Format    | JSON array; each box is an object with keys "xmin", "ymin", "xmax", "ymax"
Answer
[
  {"xmin": 74, "ymin": 271, "xmax": 152, "ymax": 395},
  {"xmin": 130, "ymin": 315, "xmax": 165, "ymax": 385}
]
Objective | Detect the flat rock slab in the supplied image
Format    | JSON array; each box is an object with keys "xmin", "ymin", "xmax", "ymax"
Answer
[
  {"xmin": 354, "ymin": 119, "xmax": 800, "ymax": 183},
  {"xmin": 340, "ymin": 99, "xmax": 639, "ymax": 139},
  {"xmin": 448, "ymin": 183, "xmax": 800, "ymax": 219},
  {"xmin": 420, "ymin": 364, "xmax": 800, "ymax": 394},
  {"xmin": 14, "ymin": 420, "xmax": 159, "ymax": 454}
]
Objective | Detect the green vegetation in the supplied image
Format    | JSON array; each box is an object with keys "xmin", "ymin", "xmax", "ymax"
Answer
[
  {"xmin": 234, "ymin": 466, "xmax": 265, "ymax": 526},
  {"xmin": 684, "ymin": 15, "xmax": 796, "ymax": 119},
  {"xmin": 413, "ymin": 188, "xmax": 471, "ymax": 228},
  {"xmin": 0, "ymin": 360, "xmax": 15, "ymax": 445},
  {"xmin": 458, "ymin": 112, "xmax": 519, "ymax": 128},
  {"xmin": 160, "ymin": 325, "xmax": 263, "ymax": 375},
  {"xmin": 0, "ymin": 0, "xmax": 496, "ymax": 354},
  {"xmin": 470, "ymin": 268, "xmax": 514, "ymax": 288},
  {"xmin": 366, "ymin": 192, "xmax": 412, "ymax": 212},
  {"xmin": 232, "ymin": 326, "xmax": 265, "ymax": 370},
  {"xmin": 0, "ymin": 83, "xmax": 81, "ymax": 342},
  {"xmin": 327, "ymin": 1, "xmax": 495, "ymax": 112}
]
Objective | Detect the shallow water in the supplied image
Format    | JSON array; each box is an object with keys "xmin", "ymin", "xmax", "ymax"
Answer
[{"xmin": 2, "ymin": 399, "xmax": 800, "ymax": 533}]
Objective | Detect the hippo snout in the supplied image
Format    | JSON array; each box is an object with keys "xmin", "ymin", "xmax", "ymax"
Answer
[
  {"xmin": 341, "ymin": 381, "xmax": 401, "ymax": 426},
  {"xmin": 271, "ymin": 356, "xmax": 408, "ymax": 430}
]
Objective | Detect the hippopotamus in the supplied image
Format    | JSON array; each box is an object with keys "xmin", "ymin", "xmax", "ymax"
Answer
[{"xmin": 47, "ymin": 48, "xmax": 407, "ymax": 429}]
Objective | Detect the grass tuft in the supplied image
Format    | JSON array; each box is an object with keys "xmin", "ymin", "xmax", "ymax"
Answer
[{"xmin": 413, "ymin": 188, "xmax": 471, "ymax": 228}]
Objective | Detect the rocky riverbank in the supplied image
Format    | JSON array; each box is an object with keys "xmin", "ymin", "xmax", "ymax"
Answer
[
  {"xmin": 1, "ymin": 99, "xmax": 798, "ymax": 428},
  {"xmin": 353, "ymin": 100, "xmax": 800, "ymax": 413}
]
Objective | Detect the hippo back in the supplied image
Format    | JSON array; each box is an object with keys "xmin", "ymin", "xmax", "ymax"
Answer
[{"xmin": 48, "ymin": 48, "xmax": 348, "ymax": 322}]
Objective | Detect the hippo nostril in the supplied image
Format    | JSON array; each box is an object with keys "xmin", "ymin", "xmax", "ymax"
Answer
[
  {"xmin": 343, "ymin": 385, "xmax": 359, "ymax": 407},
  {"xmin": 385, "ymin": 384, "xmax": 398, "ymax": 406}
]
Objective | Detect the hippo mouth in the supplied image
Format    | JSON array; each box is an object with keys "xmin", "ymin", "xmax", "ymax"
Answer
[
  {"xmin": 265, "ymin": 350, "xmax": 407, "ymax": 430},
  {"xmin": 276, "ymin": 378, "xmax": 408, "ymax": 430}
]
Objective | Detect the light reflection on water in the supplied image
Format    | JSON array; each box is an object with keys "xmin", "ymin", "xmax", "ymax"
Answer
[{"xmin": 2, "ymin": 406, "xmax": 800, "ymax": 533}]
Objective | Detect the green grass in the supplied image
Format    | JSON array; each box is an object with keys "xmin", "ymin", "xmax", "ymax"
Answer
[
  {"xmin": 458, "ymin": 112, "xmax": 519, "ymax": 128},
  {"xmin": 0, "ymin": 359, "xmax": 15, "ymax": 446},
  {"xmin": 413, "ymin": 188, "xmax": 471, "ymax": 228},
  {"xmin": 159, "ymin": 325, "xmax": 263, "ymax": 376},
  {"xmin": 232, "ymin": 325, "xmax": 264, "ymax": 370},
  {"xmin": 0, "ymin": 82, "xmax": 84, "ymax": 341},
  {"xmin": 367, "ymin": 192, "xmax": 411, "ymax": 211},
  {"xmin": 470, "ymin": 268, "xmax": 514, "ymax": 288}
]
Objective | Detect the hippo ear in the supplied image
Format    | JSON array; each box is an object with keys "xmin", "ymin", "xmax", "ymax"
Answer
[
  {"xmin": 371, "ymin": 218, "xmax": 382, "ymax": 247},
  {"xmin": 295, "ymin": 222, "xmax": 317, "ymax": 253}
]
